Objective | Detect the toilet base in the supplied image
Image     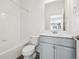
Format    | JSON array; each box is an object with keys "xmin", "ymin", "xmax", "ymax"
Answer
[{"xmin": 24, "ymin": 56, "xmax": 33, "ymax": 59}]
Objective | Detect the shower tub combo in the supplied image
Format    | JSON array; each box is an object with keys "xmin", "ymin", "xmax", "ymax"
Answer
[{"xmin": 0, "ymin": 39, "xmax": 29, "ymax": 59}]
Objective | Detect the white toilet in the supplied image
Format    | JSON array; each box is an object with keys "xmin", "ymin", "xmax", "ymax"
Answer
[{"xmin": 22, "ymin": 36, "xmax": 39, "ymax": 59}]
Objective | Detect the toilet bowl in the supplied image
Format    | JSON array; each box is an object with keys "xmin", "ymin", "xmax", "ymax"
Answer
[
  {"xmin": 22, "ymin": 45, "xmax": 35, "ymax": 59},
  {"xmin": 22, "ymin": 36, "xmax": 39, "ymax": 59}
]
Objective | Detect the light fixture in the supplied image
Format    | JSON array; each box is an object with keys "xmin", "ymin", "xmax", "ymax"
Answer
[
  {"xmin": 44, "ymin": 0, "xmax": 56, "ymax": 4},
  {"xmin": 1, "ymin": 12, "xmax": 6, "ymax": 16}
]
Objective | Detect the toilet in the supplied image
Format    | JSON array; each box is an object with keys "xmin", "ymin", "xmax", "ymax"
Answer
[{"xmin": 22, "ymin": 36, "xmax": 39, "ymax": 59}]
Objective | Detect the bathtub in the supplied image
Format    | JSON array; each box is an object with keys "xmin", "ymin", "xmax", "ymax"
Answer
[{"xmin": 0, "ymin": 39, "xmax": 29, "ymax": 59}]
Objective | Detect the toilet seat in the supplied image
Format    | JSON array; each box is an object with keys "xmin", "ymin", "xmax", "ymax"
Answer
[{"xmin": 22, "ymin": 45, "xmax": 35, "ymax": 56}]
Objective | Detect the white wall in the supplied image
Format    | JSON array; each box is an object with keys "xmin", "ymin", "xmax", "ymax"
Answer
[
  {"xmin": 21, "ymin": 0, "xmax": 45, "ymax": 39},
  {"xmin": 65, "ymin": 0, "xmax": 79, "ymax": 35},
  {"xmin": 21, "ymin": 0, "xmax": 66, "ymax": 40},
  {"xmin": 0, "ymin": 0, "xmax": 20, "ymax": 41}
]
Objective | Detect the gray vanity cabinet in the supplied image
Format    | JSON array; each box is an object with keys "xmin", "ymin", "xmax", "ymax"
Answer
[
  {"xmin": 39, "ymin": 36, "xmax": 76, "ymax": 59},
  {"xmin": 55, "ymin": 45, "xmax": 76, "ymax": 59},
  {"xmin": 39, "ymin": 43, "xmax": 54, "ymax": 59}
]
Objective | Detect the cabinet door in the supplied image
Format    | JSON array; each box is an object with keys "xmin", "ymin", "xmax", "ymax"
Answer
[
  {"xmin": 39, "ymin": 43, "xmax": 54, "ymax": 59},
  {"xmin": 55, "ymin": 45, "xmax": 76, "ymax": 59}
]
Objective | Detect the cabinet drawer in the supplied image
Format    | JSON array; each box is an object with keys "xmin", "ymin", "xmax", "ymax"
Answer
[
  {"xmin": 40, "ymin": 36, "xmax": 76, "ymax": 48},
  {"xmin": 55, "ymin": 38, "xmax": 76, "ymax": 48},
  {"xmin": 40, "ymin": 36, "xmax": 55, "ymax": 44}
]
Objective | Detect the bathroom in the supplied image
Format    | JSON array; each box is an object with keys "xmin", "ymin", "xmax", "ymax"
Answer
[{"xmin": 0, "ymin": 0, "xmax": 79, "ymax": 59}]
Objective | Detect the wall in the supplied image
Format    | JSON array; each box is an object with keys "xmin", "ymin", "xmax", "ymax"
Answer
[
  {"xmin": 65, "ymin": 0, "xmax": 79, "ymax": 35},
  {"xmin": 21, "ymin": 0, "xmax": 45, "ymax": 39},
  {"xmin": 0, "ymin": 0, "xmax": 60, "ymax": 41},
  {"xmin": 21, "ymin": 0, "xmax": 66, "ymax": 40},
  {"xmin": 0, "ymin": 0, "xmax": 20, "ymax": 41}
]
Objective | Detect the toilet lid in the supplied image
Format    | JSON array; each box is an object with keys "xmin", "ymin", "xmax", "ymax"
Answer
[{"xmin": 23, "ymin": 45, "xmax": 35, "ymax": 52}]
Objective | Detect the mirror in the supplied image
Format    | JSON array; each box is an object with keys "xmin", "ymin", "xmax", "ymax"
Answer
[{"xmin": 44, "ymin": 0, "xmax": 65, "ymax": 32}]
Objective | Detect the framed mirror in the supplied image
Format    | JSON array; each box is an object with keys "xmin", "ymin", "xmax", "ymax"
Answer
[{"xmin": 44, "ymin": 0, "xmax": 65, "ymax": 32}]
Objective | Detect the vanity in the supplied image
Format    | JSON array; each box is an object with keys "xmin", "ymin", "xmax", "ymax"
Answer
[
  {"xmin": 39, "ymin": 0, "xmax": 78, "ymax": 58},
  {"xmin": 39, "ymin": 31, "xmax": 76, "ymax": 59}
]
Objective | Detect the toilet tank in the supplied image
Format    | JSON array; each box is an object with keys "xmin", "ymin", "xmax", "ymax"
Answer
[{"xmin": 30, "ymin": 36, "xmax": 39, "ymax": 46}]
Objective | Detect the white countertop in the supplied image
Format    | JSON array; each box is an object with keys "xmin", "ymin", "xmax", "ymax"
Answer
[{"xmin": 40, "ymin": 31, "xmax": 76, "ymax": 38}]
